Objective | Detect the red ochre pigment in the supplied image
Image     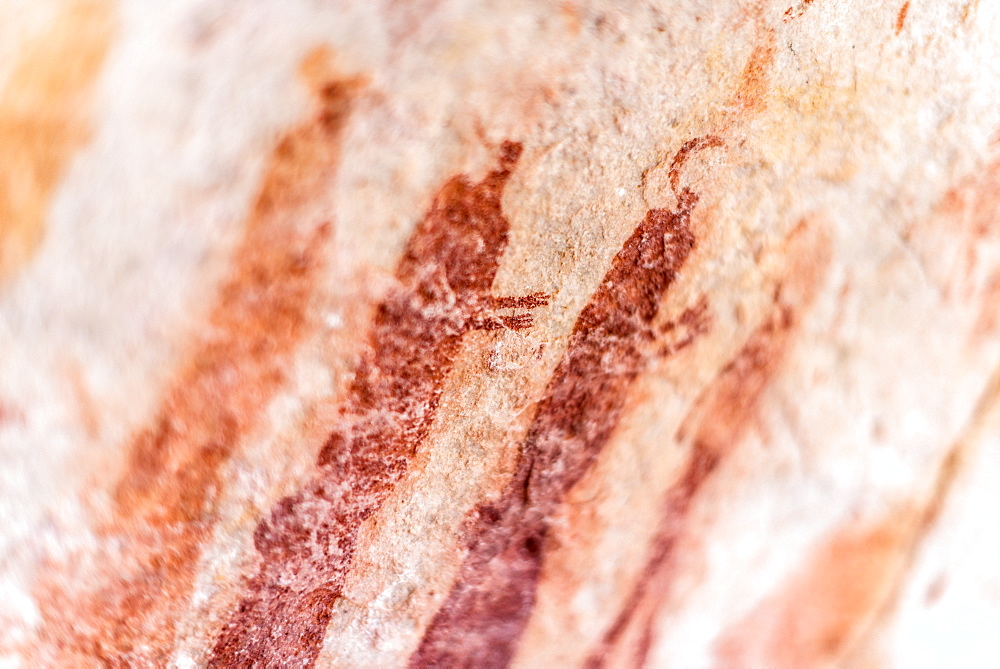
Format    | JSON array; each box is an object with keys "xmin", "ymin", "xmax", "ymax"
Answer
[
  {"xmin": 410, "ymin": 136, "xmax": 722, "ymax": 668},
  {"xmin": 209, "ymin": 141, "xmax": 548, "ymax": 667},
  {"xmin": 34, "ymin": 70, "xmax": 359, "ymax": 666}
]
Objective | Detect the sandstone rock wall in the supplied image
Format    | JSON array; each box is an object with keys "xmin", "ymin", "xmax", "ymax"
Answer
[{"xmin": 2, "ymin": 0, "xmax": 1000, "ymax": 666}]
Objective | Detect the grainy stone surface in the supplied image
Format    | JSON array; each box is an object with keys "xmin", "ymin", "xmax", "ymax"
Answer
[{"xmin": 2, "ymin": 0, "xmax": 1000, "ymax": 666}]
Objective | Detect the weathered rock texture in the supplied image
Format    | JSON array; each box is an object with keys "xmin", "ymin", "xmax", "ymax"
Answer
[{"xmin": 2, "ymin": 0, "xmax": 1000, "ymax": 666}]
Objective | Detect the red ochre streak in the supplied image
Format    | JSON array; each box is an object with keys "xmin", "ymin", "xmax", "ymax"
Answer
[
  {"xmin": 33, "ymin": 63, "xmax": 360, "ymax": 666},
  {"xmin": 209, "ymin": 141, "xmax": 547, "ymax": 667},
  {"xmin": 410, "ymin": 136, "xmax": 723, "ymax": 668},
  {"xmin": 585, "ymin": 306, "xmax": 796, "ymax": 668},
  {"xmin": 586, "ymin": 220, "xmax": 830, "ymax": 668}
]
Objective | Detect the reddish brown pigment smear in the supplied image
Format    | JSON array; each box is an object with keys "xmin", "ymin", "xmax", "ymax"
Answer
[
  {"xmin": 410, "ymin": 136, "xmax": 722, "ymax": 669},
  {"xmin": 895, "ymin": 1, "xmax": 910, "ymax": 34},
  {"xmin": 586, "ymin": 308, "xmax": 795, "ymax": 669},
  {"xmin": 783, "ymin": 0, "xmax": 816, "ymax": 21},
  {"xmin": 586, "ymin": 221, "xmax": 830, "ymax": 668},
  {"xmin": 732, "ymin": 35, "xmax": 776, "ymax": 116},
  {"xmin": 209, "ymin": 141, "xmax": 547, "ymax": 667},
  {"xmin": 658, "ymin": 295, "xmax": 712, "ymax": 357},
  {"xmin": 34, "ymin": 52, "xmax": 360, "ymax": 665}
]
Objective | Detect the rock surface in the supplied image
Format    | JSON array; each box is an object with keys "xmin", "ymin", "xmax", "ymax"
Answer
[{"xmin": 2, "ymin": 0, "xmax": 1000, "ymax": 666}]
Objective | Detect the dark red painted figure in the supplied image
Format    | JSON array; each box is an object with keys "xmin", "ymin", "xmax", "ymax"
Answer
[
  {"xmin": 209, "ymin": 141, "xmax": 547, "ymax": 667},
  {"xmin": 410, "ymin": 136, "xmax": 722, "ymax": 668}
]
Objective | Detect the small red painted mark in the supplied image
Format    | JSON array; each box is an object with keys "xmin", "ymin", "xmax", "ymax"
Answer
[
  {"xmin": 715, "ymin": 514, "xmax": 914, "ymax": 669},
  {"xmin": 783, "ymin": 0, "xmax": 816, "ymax": 21},
  {"xmin": 208, "ymin": 141, "xmax": 547, "ymax": 668},
  {"xmin": 410, "ymin": 136, "xmax": 722, "ymax": 668},
  {"xmin": 895, "ymin": 1, "xmax": 910, "ymax": 34}
]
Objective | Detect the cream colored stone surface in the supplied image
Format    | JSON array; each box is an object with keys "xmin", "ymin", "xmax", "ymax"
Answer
[{"xmin": 1, "ymin": 0, "xmax": 999, "ymax": 666}]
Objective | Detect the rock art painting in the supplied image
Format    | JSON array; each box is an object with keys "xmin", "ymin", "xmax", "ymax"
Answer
[
  {"xmin": 32, "ymin": 48, "xmax": 361, "ymax": 666},
  {"xmin": 4, "ymin": 1, "xmax": 1000, "ymax": 667},
  {"xmin": 411, "ymin": 135, "xmax": 720, "ymax": 668},
  {"xmin": 210, "ymin": 140, "xmax": 549, "ymax": 667}
]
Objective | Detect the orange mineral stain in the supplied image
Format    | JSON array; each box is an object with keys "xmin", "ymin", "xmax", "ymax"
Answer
[
  {"xmin": 33, "ymin": 48, "xmax": 362, "ymax": 665},
  {"xmin": 209, "ymin": 140, "xmax": 548, "ymax": 668},
  {"xmin": 715, "ymin": 514, "xmax": 915, "ymax": 668},
  {"xmin": 0, "ymin": 0, "xmax": 114, "ymax": 281}
]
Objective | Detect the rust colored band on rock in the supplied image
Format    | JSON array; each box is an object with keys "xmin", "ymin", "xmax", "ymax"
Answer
[{"xmin": 210, "ymin": 141, "xmax": 548, "ymax": 667}]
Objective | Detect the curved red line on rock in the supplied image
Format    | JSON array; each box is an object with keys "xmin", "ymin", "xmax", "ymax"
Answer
[
  {"xmin": 409, "ymin": 137, "xmax": 721, "ymax": 669},
  {"xmin": 209, "ymin": 141, "xmax": 548, "ymax": 667}
]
